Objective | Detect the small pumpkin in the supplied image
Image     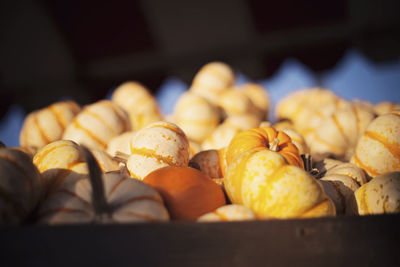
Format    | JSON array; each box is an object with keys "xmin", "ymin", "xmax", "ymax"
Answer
[
  {"xmin": 197, "ymin": 204, "xmax": 256, "ymax": 222},
  {"xmin": 63, "ymin": 100, "xmax": 130, "ymax": 150},
  {"xmin": 217, "ymin": 89, "xmax": 257, "ymax": 118},
  {"xmin": 226, "ymin": 126, "xmax": 303, "ymax": 168},
  {"xmin": 374, "ymin": 101, "xmax": 400, "ymax": 116},
  {"xmin": 111, "ymin": 81, "xmax": 163, "ymax": 130},
  {"xmin": 351, "ymin": 110, "xmax": 400, "ymax": 178},
  {"xmin": 272, "ymin": 122, "xmax": 309, "ymax": 155},
  {"xmin": 189, "ymin": 149, "xmax": 226, "ymax": 179},
  {"xmin": 143, "ymin": 166, "xmax": 226, "ymax": 220},
  {"xmin": 202, "ymin": 114, "xmax": 260, "ymax": 150},
  {"xmin": 0, "ymin": 148, "xmax": 43, "ymax": 224},
  {"xmin": 190, "ymin": 61, "xmax": 235, "ymax": 105},
  {"xmin": 19, "ymin": 100, "xmax": 80, "ymax": 153},
  {"xmin": 224, "ymin": 149, "xmax": 335, "ymax": 218},
  {"xmin": 352, "ymin": 171, "xmax": 400, "ymax": 215},
  {"xmin": 106, "ymin": 131, "xmax": 136, "ymax": 157},
  {"xmin": 173, "ymin": 92, "xmax": 220, "ymax": 143},
  {"xmin": 117, "ymin": 121, "xmax": 190, "ymax": 180},
  {"xmin": 39, "ymin": 146, "xmax": 169, "ymax": 224}
]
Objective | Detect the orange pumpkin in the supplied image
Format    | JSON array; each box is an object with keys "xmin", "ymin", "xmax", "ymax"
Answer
[
  {"xmin": 143, "ymin": 166, "xmax": 226, "ymax": 220},
  {"xmin": 226, "ymin": 126, "xmax": 303, "ymax": 168}
]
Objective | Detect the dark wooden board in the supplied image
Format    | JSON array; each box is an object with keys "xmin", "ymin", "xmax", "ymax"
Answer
[{"xmin": 1, "ymin": 214, "xmax": 400, "ymax": 267}]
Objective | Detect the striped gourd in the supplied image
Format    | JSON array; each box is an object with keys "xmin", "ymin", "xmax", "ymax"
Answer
[
  {"xmin": 225, "ymin": 149, "xmax": 335, "ymax": 218},
  {"xmin": 62, "ymin": 100, "xmax": 130, "ymax": 150},
  {"xmin": 33, "ymin": 140, "xmax": 88, "ymax": 194},
  {"xmin": 19, "ymin": 101, "xmax": 80, "ymax": 153},
  {"xmin": 111, "ymin": 81, "xmax": 163, "ymax": 130},
  {"xmin": 173, "ymin": 92, "xmax": 220, "ymax": 143},
  {"xmin": 304, "ymin": 101, "xmax": 375, "ymax": 161},
  {"xmin": 217, "ymin": 89, "xmax": 257, "ymax": 118},
  {"xmin": 351, "ymin": 110, "xmax": 400, "ymax": 178},
  {"xmin": 241, "ymin": 83, "xmax": 270, "ymax": 121},
  {"xmin": 353, "ymin": 172, "xmax": 400, "ymax": 215},
  {"xmin": 0, "ymin": 148, "xmax": 43, "ymax": 224},
  {"xmin": 272, "ymin": 122, "xmax": 309, "ymax": 155},
  {"xmin": 39, "ymin": 147, "xmax": 169, "ymax": 224},
  {"xmin": 190, "ymin": 61, "xmax": 235, "ymax": 105},
  {"xmin": 197, "ymin": 204, "xmax": 256, "ymax": 222},
  {"xmin": 124, "ymin": 121, "xmax": 190, "ymax": 180},
  {"xmin": 107, "ymin": 131, "xmax": 136, "ymax": 157},
  {"xmin": 202, "ymin": 114, "xmax": 260, "ymax": 150}
]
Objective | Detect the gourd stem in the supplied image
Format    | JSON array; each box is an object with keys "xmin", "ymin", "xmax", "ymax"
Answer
[
  {"xmin": 269, "ymin": 138, "xmax": 280, "ymax": 152},
  {"xmin": 113, "ymin": 151, "xmax": 130, "ymax": 164},
  {"xmin": 80, "ymin": 146, "xmax": 111, "ymax": 219}
]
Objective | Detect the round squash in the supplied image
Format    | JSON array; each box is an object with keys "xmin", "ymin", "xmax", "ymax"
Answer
[
  {"xmin": 241, "ymin": 83, "xmax": 270, "ymax": 121},
  {"xmin": 224, "ymin": 149, "xmax": 335, "ymax": 218},
  {"xmin": 217, "ymin": 89, "xmax": 257, "ymax": 118},
  {"xmin": 189, "ymin": 149, "xmax": 226, "ymax": 178},
  {"xmin": 351, "ymin": 110, "xmax": 400, "ymax": 178},
  {"xmin": 202, "ymin": 114, "xmax": 260, "ymax": 150},
  {"xmin": 374, "ymin": 101, "xmax": 400, "ymax": 116},
  {"xmin": 226, "ymin": 126, "xmax": 303, "ymax": 168},
  {"xmin": 353, "ymin": 171, "xmax": 400, "ymax": 215},
  {"xmin": 173, "ymin": 92, "xmax": 220, "ymax": 143},
  {"xmin": 19, "ymin": 100, "xmax": 80, "ymax": 153},
  {"xmin": 39, "ymin": 147, "xmax": 169, "ymax": 224},
  {"xmin": 111, "ymin": 81, "xmax": 163, "ymax": 130},
  {"xmin": 106, "ymin": 131, "xmax": 136, "ymax": 157},
  {"xmin": 190, "ymin": 61, "xmax": 235, "ymax": 105},
  {"xmin": 63, "ymin": 100, "xmax": 130, "ymax": 150},
  {"xmin": 197, "ymin": 204, "xmax": 256, "ymax": 222},
  {"xmin": 143, "ymin": 166, "xmax": 226, "ymax": 220},
  {"xmin": 0, "ymin": 148, "xmax": 43, "ymax": 224},
  {"xmin": 125, "ymin": 121, "xmax": 190, "ymax": 180}
]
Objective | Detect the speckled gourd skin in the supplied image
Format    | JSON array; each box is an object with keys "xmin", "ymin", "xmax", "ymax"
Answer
[
  {"xmin": 351, "ymin": 110, "xmax": 400, "ymax": 178},
  {"xmin": 353, "ymin": 172, "xmax": 400, "ymax": 215},
  {"xmin": 224, "ymin": 149, "xmax": 335, "ymax": 219},
  {"xmin": 127, "ymin": 121, "xmax": 190, "ymax": 180},
  {"xmin": 173, "ymin": 92, "xmax": 220, "ymax": 143},
  {"xmin": 19, "ymin": 101, "xmax": 80, "ymax": 153},
  {"xmin": 111, "ymin": 81, "xmax": 163, "ymax": 130},
  {"xmin": 0, "ymin": 148, "xmax": 43, "ymax": 224},
  {"xmin": 62, "ymin": 100, "xmax": 130, "ymax": 150},
  {"xmin": 189, "ymin": 62, "xmax": 235, "ymax": 105},
  {"xmin": 197, "ymin": 204, "xmax": 256, "ymax": 222}
]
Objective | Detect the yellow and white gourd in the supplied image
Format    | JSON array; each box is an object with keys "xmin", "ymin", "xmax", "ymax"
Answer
[
  {"xmin": 106, "ymin": 131, "xmax": 136, "ymax": 157},
  {"xmin": 125, "ymin": 121, "xmax": 190, "ymax": 180},
  {"xmin": 190, "ymin": 61, "xmax": 235, "ymax": 105},
  {"xmin": 197, "ymin": 204, "xmax": 256, "ymax": 222},
  {"xmin": 62, "ymin": 100, "xmax": 130, "ymax": 151},
  {"xmin": 374, "ymin": 101, "xmax": 400, "ymax": 116},
  {"xmin": 19, "ymin": 101, "xmax": 80, "ymax": 153},
  {"xmin": 272, "ymin": 122, "xmax": 309, "ymax": 155},
  {"xmin": 202, "ymin": 114, "xmax": 260, "ymax": 150},
  {"xmin": 111, "ymin": 81, "xmax": 163, "ymax": 130},
  {"xmin": 241, "ymin": 83, "xmax": 270, "ymax": 120},
  {"xmin": 353, "ymin": 172, "xmax": 400, "ymax": 215},
  {"xmin": 190, "ymin": 149, "xmax": 225, "ymax": 179},
  {"xmin": 351, "ymin": 110, "xmax": 400, "ymax": 178},
  {"xmin": 225, "ymin": 149, "xmax": 335, "ymax": 219},
  {"xmin": 217, "ymin": 89, "xmax": 257, "ymax": 118},
  {"xmin": 173, "ymin": 92, "xmax": 220, "ymax": 143}
]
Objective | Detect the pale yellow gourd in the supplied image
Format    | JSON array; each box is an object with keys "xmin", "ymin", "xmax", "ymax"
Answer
[
  {"xmin": 272, "ymin": 122, "xmax": 309, "ymax": 155},
  {"xmin": 122, "ymin": 121, "xmax": 190, "ymax": 180},
  {"xmin": 19, "ymin": 101, "xmax": 80, "ymax": 153},
  {"xmin": 111, "ymin": 81, "xmax": 163, "ymax": 130},
  {"xmin": 374, "ymin": 101, "xmax": 400, "ymax": 116},
  {"xmin": 62, "ymin": 100, "xmax": 130, "ymax": 150},
  {"xmin": 106, "ymin": 131, "xmax": 136, "ymax": 157},
  {"xmin": 217, "ymin": 89, "xmax": 257, "ymax": 118},
  {"xmin": 241, "ymin": 83, "xmax": 270, "ymax": 120},
  {"xmin": 225, "ymin": 149, "xmax": 335, "ymax": 218},
  {"xmin": 173, "ymin": 92, "xmax": 220, "ymax": 143},
  {"xmin": 353, "ymin": 172, "xmax": 400, "ymax": 215},
  {"xmin": 202, "ymin": 114, "xmax": 260, "ymax": 150},
  {"xmin": 190, "ymin": 62, "xmax": 235, "ymax": 105},
  {"xmin": 351, "ymin": 110, "xmax": 400, "ymax": 178},
  {"xmin": 197, "ymin": 204, "xmax": 256, "ymax": 222}
]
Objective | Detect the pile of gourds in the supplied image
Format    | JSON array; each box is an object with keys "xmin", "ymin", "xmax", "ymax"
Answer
[{"xmin": 1, "ymin": 62, "xmax": 400, "ymax": 226}]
